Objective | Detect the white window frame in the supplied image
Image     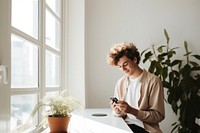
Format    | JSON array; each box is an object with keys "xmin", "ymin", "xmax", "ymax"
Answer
[{"xmin": 10, "ymin": 0, "xmax": 66, "ymax": 131}]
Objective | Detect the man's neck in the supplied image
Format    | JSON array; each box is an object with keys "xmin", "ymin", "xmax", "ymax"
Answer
[{"xmin": 130, "ymin": 67, "xmax": 143, "ymax": 78}]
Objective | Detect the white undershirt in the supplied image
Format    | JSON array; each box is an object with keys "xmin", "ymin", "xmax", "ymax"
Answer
[{"xmin": 124, "ymin": 72, "xmax": 144, "ymax": 128}]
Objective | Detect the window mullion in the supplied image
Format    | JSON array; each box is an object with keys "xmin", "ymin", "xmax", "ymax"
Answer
[
  {"xmin": 39, "ymin": 0, "xmax": 46, "ymax": 99},
  {"xmin": 60, "ymin": 0, "xmax": 65, "ymax": 92}
]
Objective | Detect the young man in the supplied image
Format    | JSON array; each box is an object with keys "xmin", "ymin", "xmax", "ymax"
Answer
[{"xmin": 107, "ymin": 42, "xmax": 165, "ymax": 133}]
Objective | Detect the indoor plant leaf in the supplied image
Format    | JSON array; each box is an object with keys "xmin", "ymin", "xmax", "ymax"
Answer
[{"xmin": 141, "ymin": 29, "xmax": 200, "ymax": 133}]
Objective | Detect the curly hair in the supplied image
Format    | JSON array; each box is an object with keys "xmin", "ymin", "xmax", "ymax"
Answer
[{"xmin": 107, "ymin": 42, "xmax": 141, "ymax": 66}]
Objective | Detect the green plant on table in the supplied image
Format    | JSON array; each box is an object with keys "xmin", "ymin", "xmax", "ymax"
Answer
[
  {"xmin": 12, "ymin": 89, "xmax": 81, "ymax": 133},
  {"xmin": 141, "ymin": 29, "xmax": 200, "ymax": 133}
]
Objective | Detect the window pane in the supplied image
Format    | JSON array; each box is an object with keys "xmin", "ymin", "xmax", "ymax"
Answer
[
  {"xmin": 46, "ymin": 0, "xmax": 61, "ymax": 17},
  {"xmin": 11, "ymin": 35, "xmax": 38, "ymax": 88},
  {"xmin": 46, "ymin": 10, "xmax": 60, "ymax": 50},
  {"xmin": 46, "ymin": 50, "xmax": 60, "ymax": 87},
  {"xmin": 46, "ymin": 91, "xmax": 59, "ymax": 97},
  {"xmin": 11, "ymin": 94, "xmax": 38, "ymax": 130},
  {"xmin": 12, "ymin": 0, "xmax": 38, "ymax": 39}
]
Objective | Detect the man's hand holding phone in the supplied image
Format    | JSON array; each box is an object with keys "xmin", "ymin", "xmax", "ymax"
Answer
[
  {"xmin": 110, "ymin": 97, "xmax": 127, "ymax": 118},
  {"xmin": 110, "ymin": 98, "xmax": 137, "ymax": 116},
  {"xmin": 110, "ymin": 97, "xmax": 121, "ymax": 114}
]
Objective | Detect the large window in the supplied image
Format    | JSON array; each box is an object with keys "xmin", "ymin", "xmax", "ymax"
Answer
[{"xmin": 10, "ymin": 0, "xmax": 64, "ymax": 131}]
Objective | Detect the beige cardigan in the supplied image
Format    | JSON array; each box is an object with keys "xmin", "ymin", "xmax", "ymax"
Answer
[{"xmin": 114, "ymin": 69, "xmax": 165, "ymax": 133}]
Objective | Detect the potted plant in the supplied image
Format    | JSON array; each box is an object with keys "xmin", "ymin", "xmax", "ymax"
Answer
[
  {"xmin": 141, "ymin": 29, "xmax": 200, "ymax": 133},
  {"xmin": 13, "ymin": 89, "xmax": 81, "ymax": 133}
]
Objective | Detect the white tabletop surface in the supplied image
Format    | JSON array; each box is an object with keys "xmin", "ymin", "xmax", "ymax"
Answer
[
  {"xmin": 70, "ymin": 108, "xmax": 132, "ymax": 133},
  {"xmin": 42, "ymin": 108, "xmax": 133, "ymax": 133}
]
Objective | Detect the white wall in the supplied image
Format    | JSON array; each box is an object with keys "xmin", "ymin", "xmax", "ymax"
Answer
[
  {"xmin": 67, "ymin": 0, "xmax": 200, "ymax": 132},
  {"xmin": 66, "ymin": 0, "xmax": 86, "ymax": 107}
]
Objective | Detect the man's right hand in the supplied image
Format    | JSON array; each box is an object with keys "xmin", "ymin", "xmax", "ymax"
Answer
[{"xmin": 110, "ymin": 100, "xmax": 122, "ymax": 114}]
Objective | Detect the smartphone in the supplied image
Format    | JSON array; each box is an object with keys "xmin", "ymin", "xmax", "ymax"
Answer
[{"xmin": 110, "ymin": 97, "xmax": 118, "ymax": 103}]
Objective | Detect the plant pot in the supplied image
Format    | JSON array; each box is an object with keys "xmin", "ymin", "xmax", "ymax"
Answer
[{"xmin": 48, "ymin": 116, "xmax": 70, "ymax": 133}]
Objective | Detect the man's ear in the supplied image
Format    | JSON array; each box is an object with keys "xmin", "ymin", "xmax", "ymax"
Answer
[
  {"xmin": 133, "ymin": 58, "xmax": 137, "ymax": 64},
  {"xmin": 134, "ymin": 60, "xmax": 137, "ymax": 64}
]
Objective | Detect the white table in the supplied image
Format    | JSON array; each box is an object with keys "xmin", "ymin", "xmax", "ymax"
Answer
[
  {"xmin": 42, "ymin": 108, "xmax": 132, "ymax": 133},
  {"xmin": 69, "ymin": 108, "xmax": 132, "ymax": 133}
]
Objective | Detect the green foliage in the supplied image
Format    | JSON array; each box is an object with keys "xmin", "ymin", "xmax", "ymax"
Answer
[{"xmin": 141, "ymin": 29, "xmax": 200, "ymax": 133}]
